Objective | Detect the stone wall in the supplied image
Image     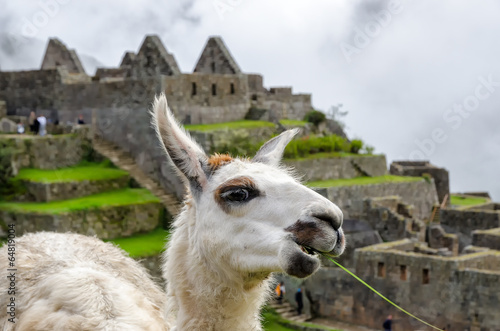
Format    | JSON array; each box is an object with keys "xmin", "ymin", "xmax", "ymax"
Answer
[
  {"xmin": 472, "ymin": 227, "xmax": 500, "ymax": 250},
  {"xmin": 427, "ymin": 224, "xmax": 459, "ymax": 256},
  {"xmin": 301, "ymin": 267, "xmax": 356, "ymax": 322},
  {"xmin": 94, "ymin": 107, "xmax": 186, "ymax": 200},
  {"xmin": 162, "ymin": 73, "xmax": 249, "ymax": 124},
  {"xmin": 0, "ymin": 134, "xmax": 84, "ymax": 173},
  {"xmin": 128, "ymin": 35, "xmax": 181, "ymax": 78},
  {"xmin": 360, "ymin": 197, "xmax": 426, "ymax": 243},
  {"xmin": 390, "ymin": 161, "xmax": 450, "ymax": 205},
  {"xmin": 440, "ymin": 208, "xmax": 500, "ymax": 250},
  {"xmin": 350, "ymin": 240, "xmax": 500, "ymax": 330},
  {"xmin": 194, "ymin": 36, "xmax": 241, "ymax": 74},
  {"xmin": 258, "ymin": 93, "xmax": 312, "ymax": 122},
  {"xmin": 2, "ymin": 34, "xmax": 312, "ymax": 126},
  {"xmin": 0, "ymin": 118, "xmax": 17, "ymax": 133},
  {"xmin": 189, "ymin": 125, "xmax": 276, "ymax": 154},
  {"xmin": 41, "ymin": 38, "xmax": 86, "ymax": 74},
  {"xmin": 314, "ymin": 179, "xmax": 438, "ymax": 220},
  {"xmin": 0, "ymin": 69, "xmax": 64, "ymax": 116},
  {"xmin": 20, "ymin": 176, "xmax": 129, "ymax": 202},
  {"xmin": 0, "ymin": 202, "xmax": 161, "ymax": 240},
  {"xmin": 284, "ymin": 155, "xmax": 387, "ymax": 182},
  {"xmin": 0, "ymin": 101, "xmax": 6, "ymax": 118},
  {"xmin": 287, "ymin": 241, "xmax": 499, "ymax": 329}
]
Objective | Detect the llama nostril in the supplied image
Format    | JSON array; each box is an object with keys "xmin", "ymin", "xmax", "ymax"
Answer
[{"xmin": 312, "ymin": 212, "xmax": 342, "ymax": 231}]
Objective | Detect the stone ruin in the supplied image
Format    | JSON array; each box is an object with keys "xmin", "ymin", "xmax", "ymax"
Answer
[
  {"xmin": 0, "ymin": 35, "xmax": 312, "ymax": 126},
  {"xmin": 1, "ymin": 34, "xmax": 500, "ymax": 331}
]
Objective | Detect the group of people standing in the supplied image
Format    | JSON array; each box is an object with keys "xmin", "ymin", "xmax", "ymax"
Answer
[
  {"xmin": 16, "ymin": 112, "xmax": 85, "ymax": 136},
  {"xmin": 275, "ymin": 281, "xmax": 304, "ymax": 316},
  {"xmin": 24, "ymin": 111, "xmax": 47, "ymax": 136}
]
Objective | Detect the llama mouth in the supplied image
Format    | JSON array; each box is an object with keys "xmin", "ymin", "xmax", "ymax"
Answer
[{"xmin": 299, "ymin": 244, "xmax": 320, "ymax": 257}]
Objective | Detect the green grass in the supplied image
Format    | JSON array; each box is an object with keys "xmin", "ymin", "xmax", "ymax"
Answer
[
  {"xmin": 279, "ymin": 119, "xmax": 308, "ymax": 127},
  {"xmin": 298, "ymin": 321, "xmax": 341, "ymax": 331},
  {"xmin": 107, "ymin": 227, "xmax": 169, "ymax": 258},
  {"xmin": 262, "ymin": 308, "xmax": 341, "ymax": 331},
  {"xmin": 450, "ymin": 194, "xmax": 488, "ymax": 206},
  {"xmin": 262, "ymin": 311, "xmax": 295, "ymax": 331},
  {"xmin": 286, "ymin": 151, "xmax": 373, "ymax": 160},
  {"xmin": 308, "ymin": 175, "xmax": 424, "ymax": 188},
  {"xmin": 0, "ymin": 189, "xmax": 160, "ymax": 214},
  {"xmin": 184, "ymin": 120, "xmax": 274, "ymax": 132},
  {"xmin": 15, "ymin": 166, "xmax": 128, "ymax": 183}
]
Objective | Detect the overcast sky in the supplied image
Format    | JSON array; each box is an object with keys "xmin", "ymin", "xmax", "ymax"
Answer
[{"xmin": 1, "ymin": 0, "xmax": 499, "ymax": 200}]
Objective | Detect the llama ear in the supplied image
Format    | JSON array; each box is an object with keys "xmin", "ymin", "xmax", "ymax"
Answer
[
  {"xmin": 253, "ymin": 128, "xmax": 299, "ymax": 166},
  {"xmin": 152, "ymin": 94, "xmax": 209, "ymax": 193}
]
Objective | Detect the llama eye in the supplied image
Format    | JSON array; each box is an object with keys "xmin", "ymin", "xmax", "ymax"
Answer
[{"xmin": 221, "ymin": 188, "xmax": 250, "ymax": 202}]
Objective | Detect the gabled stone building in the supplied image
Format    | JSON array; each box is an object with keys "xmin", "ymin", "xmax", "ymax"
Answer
[{"xmin": 0, "ymin": 35, "xmax": 312, "ymax": 125}]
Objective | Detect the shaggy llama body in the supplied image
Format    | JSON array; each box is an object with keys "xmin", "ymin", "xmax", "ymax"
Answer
[
  {"xmin": 0, "ymin": 94, "xmax": 345, "ymax": 330},
  {"xmin": 0, "ymin": 232, "xmax": 167, "ymax": 330}
]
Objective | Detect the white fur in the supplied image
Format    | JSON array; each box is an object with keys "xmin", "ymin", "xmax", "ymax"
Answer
[
  {"xmin": 0, "ymin": 232, "xmax": 168, "ymax": 330},
  {"xmin": 154, "ymin": 94, "xmax": 345, "ymax": 330},
  {"xmin": 0, "ymin": 94, "xmax": 344, "ymax": 331}
]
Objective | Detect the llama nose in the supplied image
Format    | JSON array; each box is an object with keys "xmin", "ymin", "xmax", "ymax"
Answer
[{"xmin": 311, "ymin": 208, "xmax": 343, "ymax": 231}]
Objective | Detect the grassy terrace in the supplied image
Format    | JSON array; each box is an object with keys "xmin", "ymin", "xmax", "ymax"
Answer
[
  {"xmin": 262, "ymin": 308, "xmax": 341, "ymax": 331},
  {"xmin": 286, "ymin": 151, "xmax": 374, "ymax": 161},
  {"xmin": 184, "ymin": 120, "xmax": 274, "ymax": 131},
  {"xmin": 450, "ymin": 194, "xmax": 489, "ymax": 206},
  {"xmin": 0, "ymin": 133, "xmax": 75, "ymax": 140},
  {"xmin": 279, "ymin": 119, "xmax": 308, "ymax": 126},
  {"xmin": 184, "ymin": 119, "xmax": 308, "ymax": 132},
  {"xmin": 0, "ymin": 188, "xmax": 159, "ymax": 214},
  {"xmin": 107, "ymin": 227, "xmax": 169, "ymax": 258},
  {"xmin": 308, "ymin": 175, "xmax": 424, "ymax": 188},
  {"xmin": 15, "ymin": 166, "xmax": 128, "ymax": 183}
]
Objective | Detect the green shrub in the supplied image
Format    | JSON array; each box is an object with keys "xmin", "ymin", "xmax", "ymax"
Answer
[
  {"xmin": 210, "ymin": 132, "xmax": 369, "ymax": 159},
  {"xmin": 283, "ymin": 134, "xmax": 365, "ymax": 158},
  {"xmin": 212, "ymin": 134, "xmax": 263, "ymax": 157},
  {"xmin": 363, "ymin": 145, "xmax": 375, "ymax": 154},
  {"xmin": 303, "ymin": 110, "xmax": 326, "ymax": 126},
  {"xmin": 350, "ymin": 139, "xmax": 363, "ymax": 154}
]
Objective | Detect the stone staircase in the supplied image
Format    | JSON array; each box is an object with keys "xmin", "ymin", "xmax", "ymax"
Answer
[
  {"xmin": 268, "ymin": 300, "xmax": 312, "ymax": 323},
  {"xmin": 245, "ymin": 106, "xmax": 268, "ymax": 120},
  {"xmin": 430, "ymin": 205, "xmax": 441, "ymax": 223},
  {"xmin": 93, "ymin": 139, "xmax": 181, "ymax": 217}
]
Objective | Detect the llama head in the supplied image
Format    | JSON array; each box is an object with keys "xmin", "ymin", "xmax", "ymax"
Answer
[{"xmin": 152, "ymin": 94, "xmax": 345, "ymax": 280}]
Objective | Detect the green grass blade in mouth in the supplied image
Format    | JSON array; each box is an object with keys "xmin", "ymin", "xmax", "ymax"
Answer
[{"xmin": 323, "ymin": 255, "xmax": 443, "ymax": 331}]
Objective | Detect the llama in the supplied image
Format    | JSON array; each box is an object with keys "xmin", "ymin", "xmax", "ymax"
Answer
[{"xmin": 0, "ymin": 94, "xmax": 345, "ymax": 331}]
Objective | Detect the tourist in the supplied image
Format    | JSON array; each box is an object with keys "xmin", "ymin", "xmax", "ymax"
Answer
[
  {"xmin": 17, "ymin": 121, "xmax": 25, "ymax": 134},
  {"xmin": 28, "ymin": 111, "xmax": 37, "ymax": 133},
  {"xmin": 275, "ymin": 281, "xmax": 285, "ymax": 304},
  {"xmin": 37, "ymin": 115, "xmax": 47, "ymax": 136},
  {"xmin": 77, "ymin": 114, "xmax": 85, "ymax": 125},
  {"xmin": 383, "ymin": 315, "xmax": 393, "ymax": 331},
  {"xmin": 295, "ymin": 288, "xmax": 303, "ymax": 315}
]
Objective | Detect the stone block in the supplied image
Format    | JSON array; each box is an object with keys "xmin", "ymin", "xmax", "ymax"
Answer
[
  {"xmin": 20, "ymin": 175, "xmax": 130, "ymax": 202},
  {"xmin": 317, "ymin": 179, "xmax": 438, "ymax": 220},
  {"xmin": 285, "ymin": 155, "xmax": 387, "ymax": 182},
  {"xmin": 0, "ymin": 118, "xmax": 17, "ymax": 133},
  {"xmin": 0, "ymin": 202, "xmax": 162, "ymax": 240}
]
